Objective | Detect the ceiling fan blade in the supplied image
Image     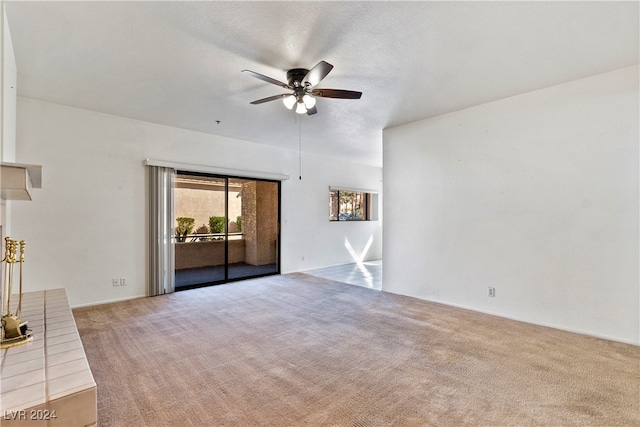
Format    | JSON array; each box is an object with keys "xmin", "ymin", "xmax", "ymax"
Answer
[
  {"xmin": 302, "ymin": 61, "xmax": 334, "ymax": 87},
  {"xmin": 306, "ymin": 106, "xmax": 318, "ymax": 116},
  {"xmin": 242, "ymin": 70, "xmax": 291, "ymax": 89},
  {"xmin": 250, "ymin": 94, "xmax": 291, "ymax": 105},
  {"xmin": 310, "ymin": 89, "xmax": 362, "ymax": 99}
]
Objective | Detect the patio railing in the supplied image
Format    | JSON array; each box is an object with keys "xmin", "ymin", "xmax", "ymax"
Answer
[{"xmin": 174, "ymin": 232, "xmax": 244, "ymax": 243}]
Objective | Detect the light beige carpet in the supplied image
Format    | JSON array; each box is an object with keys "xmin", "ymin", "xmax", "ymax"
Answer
[{"xmin": 73, "ymin": 273, "xmax": 640, "ymax": 426}]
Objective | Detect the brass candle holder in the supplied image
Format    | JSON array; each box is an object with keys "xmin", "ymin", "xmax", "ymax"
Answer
[{"xmin": 1, "ymin": 236, "xmax": 33, "ymax": 348}]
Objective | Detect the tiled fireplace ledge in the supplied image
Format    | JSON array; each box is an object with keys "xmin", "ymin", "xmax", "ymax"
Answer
[{"xmin": 0, "ymin": 289, "xmax": 97, "ymax": 427}]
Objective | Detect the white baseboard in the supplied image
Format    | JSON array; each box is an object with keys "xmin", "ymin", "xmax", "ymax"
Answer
[
  {"xmin": 383, "ymin": 289, "xmax": 639, "ymax": 347},
  {"xmin": 71, "ymin": 294, "xmax": 147, "ymax": 309}
]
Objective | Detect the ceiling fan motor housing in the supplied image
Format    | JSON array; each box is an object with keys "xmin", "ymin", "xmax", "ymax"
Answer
[{"xmin": 286, "ymin": 68, "xmax": 310, "ymax": 89}]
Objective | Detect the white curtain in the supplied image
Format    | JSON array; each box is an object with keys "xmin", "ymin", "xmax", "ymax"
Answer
[{"xmin": 148, "ymin": 166, "xmax": 175, "ymax": 296}]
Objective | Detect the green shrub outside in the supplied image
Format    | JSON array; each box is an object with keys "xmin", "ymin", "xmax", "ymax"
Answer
[
  {"xmin": 176, "ymin": 217, "xmax": 195, "ymax": 235},
  {"xmin": 175, "ymin": 217, "xmax": 195, "ymax": 242},
  {"xmin": 209, "ymin": 216, "xmax": 226, "ymax": 234}
]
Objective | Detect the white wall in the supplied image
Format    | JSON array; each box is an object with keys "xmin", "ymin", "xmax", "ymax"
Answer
[
  {"xmin": 383, "ymin": 66, "xmax": 639, "ymax": 345},
  {"xmin": 1, "ymin": 2, "xmax": 16, "ymax": 163},
  {"xmin": 13, "ymin": 97, "xmax": 382, "ymax": 306},
  {"xmin": 1, "ymin": 4, "xmax": 5, "ymax": 237},
  {"xmin": 1, "ymin": 2, "xmax": 17, "ymax": 245}
]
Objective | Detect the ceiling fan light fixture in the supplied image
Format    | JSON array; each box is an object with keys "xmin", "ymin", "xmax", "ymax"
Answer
[
  {"xmin": 302, "ymin": 94, "xmax": 316, "ymax": 109},
  {"xmin": 282, "ymin": 95, "xmax": 296, "ymax": 110},
  {"xmin": 244, "ymin": 60, "xmax": 362, "ymax": 116},
  {"xmin": 295, "ymin": 101, "xmax": 307, "ymax": 114}
]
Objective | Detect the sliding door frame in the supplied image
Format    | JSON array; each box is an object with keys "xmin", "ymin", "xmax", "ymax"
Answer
[
  {"xmin": 174, "ymin": 170, "xmax": 282, "ymax": 290},
  {"xmin": 146, "ymin": 159, "xmax": 288, "ymax": 295}
]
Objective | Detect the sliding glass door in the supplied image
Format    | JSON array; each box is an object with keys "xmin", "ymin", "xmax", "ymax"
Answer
[
  {"xmin": 228, "ymin": 178, "xmax": 279, "ymax": 280},
  {"xmin": 173, "ymin": 172, "xmax": 280, "ymax": 290}
]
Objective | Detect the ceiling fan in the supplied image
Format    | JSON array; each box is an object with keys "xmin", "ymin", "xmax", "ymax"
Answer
[{"xmin": 242, "ymin": 61, "xmax": 362, "ymax": 115}]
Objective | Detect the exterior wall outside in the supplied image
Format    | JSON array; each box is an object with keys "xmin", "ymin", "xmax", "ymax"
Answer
[
  {"xmin": 243, "ymin": 181, "xmax": 278, "ymax": 266},
  {"xmin": 174, "ymin": 179, "xmax": 278, "ymax": 269},
  {"xmin": 175, "ymin": 239, "xmax": 245, "ymax": 269},
  {"xmin": 174, "ymin": 185, "xmax": 242, "ymax": 233},
  {"xmin": 383, "ymin": 66, "xmax": 639, "ymax": 345}
]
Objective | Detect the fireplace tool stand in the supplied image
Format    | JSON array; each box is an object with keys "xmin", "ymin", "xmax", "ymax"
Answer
[{"xmin": 1, "ymin": 237, "xmax": 33, "ymax": 349}]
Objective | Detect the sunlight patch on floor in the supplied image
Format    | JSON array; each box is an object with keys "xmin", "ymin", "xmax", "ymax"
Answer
[{"xmin": 304, "ymin": 260, "xmax": 382, "ymax": 290}]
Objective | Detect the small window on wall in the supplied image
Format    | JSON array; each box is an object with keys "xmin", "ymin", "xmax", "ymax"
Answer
[{"xmin": 329, "ymin": 188, "xmax": 373, "ymax": 221}]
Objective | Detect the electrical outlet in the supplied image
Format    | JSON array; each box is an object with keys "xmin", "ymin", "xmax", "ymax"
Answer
[
  {"xmin": 488, "ymin": 287, "xmax": 496, "ymax": 297},
  {"xmin": 120, "ymin": 278, "xmax": 126, "ymax": 286},
  {"xmin": 112, "ymin": 278, "xmax": 119, "ymax": 287}
]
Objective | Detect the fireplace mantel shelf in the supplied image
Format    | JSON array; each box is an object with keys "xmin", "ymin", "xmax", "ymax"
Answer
[{"xmin": 1, "ymin": 162, "xmax": 42, "ymax": 201}]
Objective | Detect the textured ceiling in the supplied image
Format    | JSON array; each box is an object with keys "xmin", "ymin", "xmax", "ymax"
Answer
[{"xmin": 5, "ymin": 1, "xmax": 639, "ymax": 167}]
